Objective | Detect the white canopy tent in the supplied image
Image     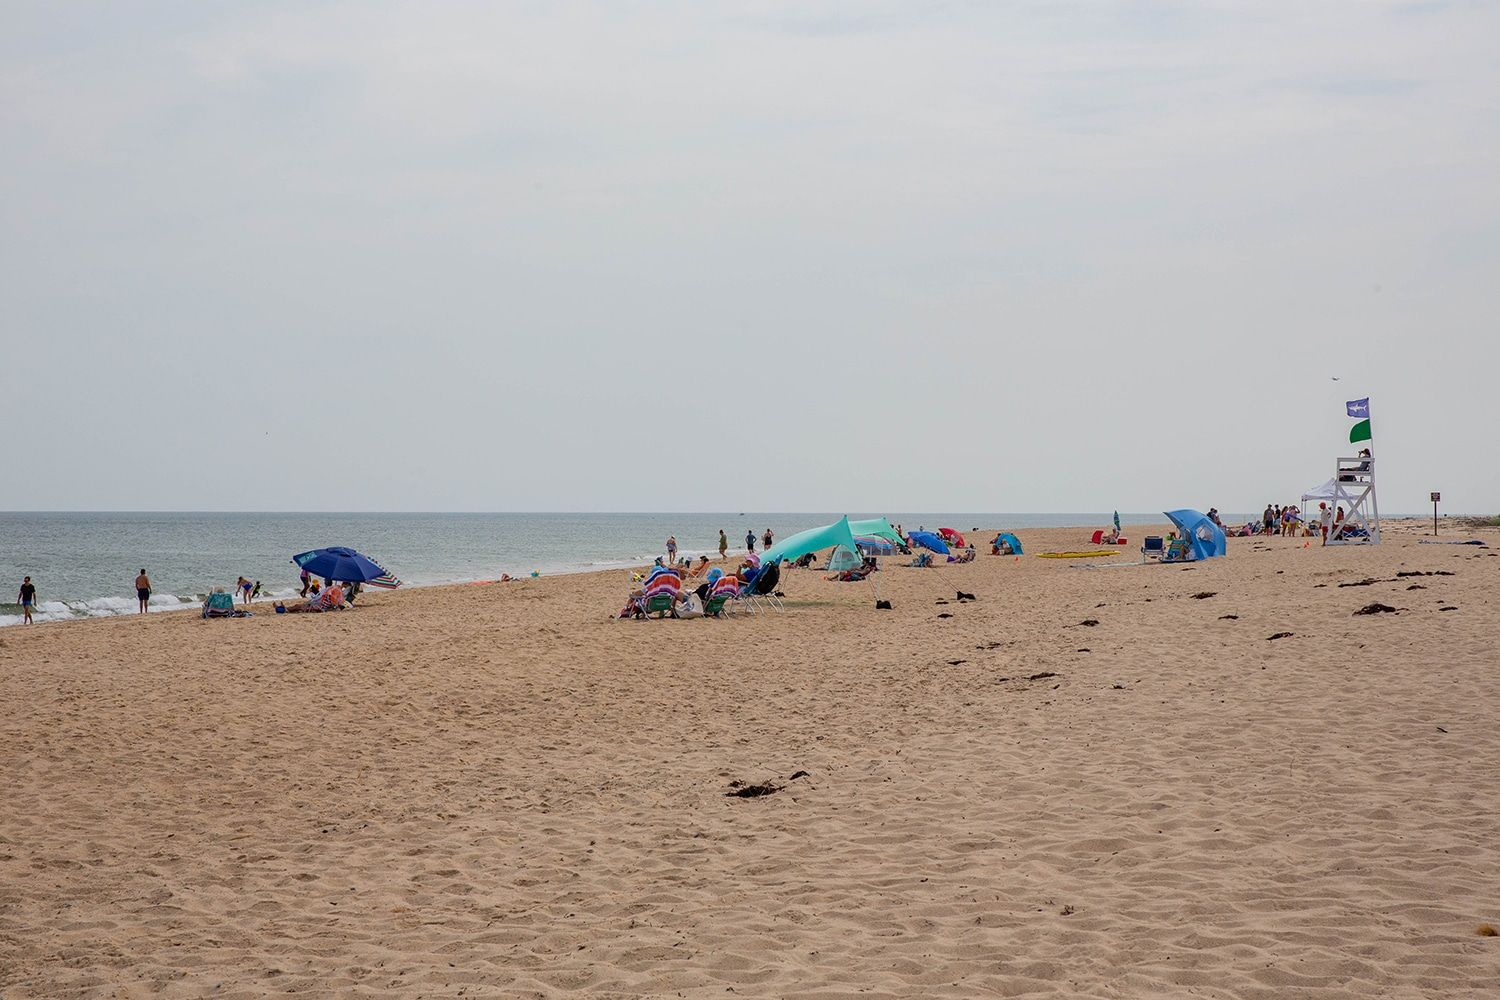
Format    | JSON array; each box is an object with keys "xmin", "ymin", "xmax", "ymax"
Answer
[{"xmin": 1301, "ymin": 478, "xmax": 1337, "ymax": 504}]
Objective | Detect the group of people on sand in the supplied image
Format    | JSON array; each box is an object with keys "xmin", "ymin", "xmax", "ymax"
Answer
[
  {"xmin": 1208, "ymin": 503, "xmax": 1358, "ymax": 545},
  {"xmin": 619, "ymin": 549, "xmax": 774, "ymax": 619},
  {"xmin": 13, "ymin": 568, "xmax": 179, "ymax": 625},
  {"xmin": 278, "ymin": 565, "xmax": 361, "ymax": 612},
  {"xmin": 667, "ymin": 527, "xmax": 776, "ymax": 567},
  {"xmin": 10, "ymin": 564, "xmax": 358, "ymax": 627},
  {"xmin": 275, "ymin": 579, "xmax": 355, "ymax": 614}
]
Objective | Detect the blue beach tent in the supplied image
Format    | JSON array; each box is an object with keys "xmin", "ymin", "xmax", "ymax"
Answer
[
  {"xmin": 1164, "ymin": 509, "xmax": 1227, "ymax": 561},
  {"xmin": 992, "ymin": 532, "xmax": 1023, "ymax": 555}
]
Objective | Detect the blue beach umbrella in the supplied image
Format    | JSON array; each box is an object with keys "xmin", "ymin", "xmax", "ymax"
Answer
[
  {"xmin": 292, "ymin": 547, "xmax": 402, "ymax": 588},
  {"xmin": 907, "ymin": 530, "xmax": 950, "ymax": 555}
]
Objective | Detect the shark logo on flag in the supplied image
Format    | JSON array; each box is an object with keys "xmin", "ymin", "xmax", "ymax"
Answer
[{"xmin": 1346, "ymin": 397, "xmax": 1370, "ymax": 418}]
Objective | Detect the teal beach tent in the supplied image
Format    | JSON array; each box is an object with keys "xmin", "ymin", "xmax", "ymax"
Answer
[
  {"xmin": 762, "ymin": 516, "xmax": 860, "ymax": 565},
  {"xmin": 848, "ymin": 518, "xmax": 903, "ymax": 545},
  {"xmin": 827, "ymin": 546, "xmax": 863, "ymax": 571}
]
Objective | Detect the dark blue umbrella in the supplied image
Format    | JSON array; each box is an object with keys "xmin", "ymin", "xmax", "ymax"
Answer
[
  {"xmin": 291, "ymin": 547, "xmax": 402, "ymax": 587},
  {"xmin": 907, "ymin": 530, "xmax": 951, "ymax": 555}
]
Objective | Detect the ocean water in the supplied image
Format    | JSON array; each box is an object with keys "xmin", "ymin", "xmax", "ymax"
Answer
[{"xmin": 1, "ymin": 511, "xmax": 1188, "ymax": 626}]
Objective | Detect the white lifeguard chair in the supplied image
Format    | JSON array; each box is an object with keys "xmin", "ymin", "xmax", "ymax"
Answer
[{"xmin": 1327, "ymin": 454, "xmax": 1380, "ymax": 544}]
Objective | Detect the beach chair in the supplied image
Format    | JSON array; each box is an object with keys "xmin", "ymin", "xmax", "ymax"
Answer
[
  {"xmin": 202, "ymin": 591, "xmax": 241, "ymax": 618},
  {"xmin": 1090, "ymin": 529, "xmax": 1105, "ymax": 545},
  {"xmin": 750, "ymin": 562, "xmax": 783, "ymax": 612},
  {"xmin": 643, "ymin": 594, "xmax": 676, "ymax": 619},
  {"xmin": 1141, "ymin": 536, "xmax": 1164, "ymax": 560},
  {"xmin": 709, "ymin": 577, "xmax": 743, "ymax": 615},
  {"xmin": 704, "ymin": 594, "xmax": 730, "ymax": 618}
]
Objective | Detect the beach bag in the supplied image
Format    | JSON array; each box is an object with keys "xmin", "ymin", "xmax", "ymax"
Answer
[{"xmin": 676, "ymin": 594, "xmax": 704, "ymax": 619}]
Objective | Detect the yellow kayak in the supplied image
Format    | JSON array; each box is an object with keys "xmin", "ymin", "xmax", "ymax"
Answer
[{"xmin": 1036, "ymin": 550, "xmax": 1118, "ymax": 559}]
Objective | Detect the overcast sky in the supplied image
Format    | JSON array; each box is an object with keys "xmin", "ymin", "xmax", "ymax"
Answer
[{"xmin": 3, "ymin": 1, "xmax": 1496, "ymax": 513}]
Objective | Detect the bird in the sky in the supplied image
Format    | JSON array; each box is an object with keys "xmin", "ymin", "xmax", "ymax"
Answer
[{"xmin": 1331, "ymin": 376, "xmax": 1340, "ymax": 381}]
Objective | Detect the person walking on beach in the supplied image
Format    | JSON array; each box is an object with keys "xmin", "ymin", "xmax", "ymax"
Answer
[
  {"xmin": 745, "ymin": 529, "xmax": 755, "ymax": 554},
  {"xmin": 1318, "ymin": 502, "xmax": 1333, "ymax": 545},
  {"xmin": 718, "ymin": 530, "xmax": 728, "ymax": 561},
  {"xmin": 299, "ymin": 566, "xmax": 311, "ymax": 597},
  {"xmin": 763, "ymin": 527, "xmax": 774, "ymax": 551},
  {"xmin": 666, "ymin": 535, "xmax": 678, "ymax": 565},
  {"xmin": 237, "ymin": 576, "xmax": 252, "ymax": 605},
  {"xmin": 17, "ymin": 576, "xmax": 36, "ymax": 624},
  {"xmin": 135, "ymin": 569, "xmax": 151, "ymax": 613}
]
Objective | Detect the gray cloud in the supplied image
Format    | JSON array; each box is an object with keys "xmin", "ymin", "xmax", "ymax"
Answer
[{"xmin": 3, "ymin": 1, "xmax": 1497, "ymax": 512}]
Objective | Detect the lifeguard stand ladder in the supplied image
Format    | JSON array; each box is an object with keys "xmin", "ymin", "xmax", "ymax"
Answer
[{"xmin": 1328, "ymin": 455, "xmax": 1380, "ymax": 545}]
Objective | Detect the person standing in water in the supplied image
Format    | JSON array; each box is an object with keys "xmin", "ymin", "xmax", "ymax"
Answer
[
  {"xmin": 745, "ymin": 529, "xmax": 755, "ymax": 553},
  {"xmin": 666, "ymin": 535, "xmax": 678, "ymax": 566},
  {"xmin": 718, "ymin": 530, "xmax": 728, "ymax": 561},
  {"xmin": 135, "ymin": 569, "xmax": 151, "ymax": 614},
  {"xmin": 762, "ymin": 527, "xmax": 774, "ymax": 551},
  {"xmin": 18, "ymin": 576, "xmax": 36, "ymax": 624}
]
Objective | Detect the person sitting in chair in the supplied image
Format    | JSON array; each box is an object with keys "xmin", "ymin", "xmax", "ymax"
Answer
[
  {"xmin": 278, "ymin": 582, "xmax": 345, "ymax": 613},
  {"xmin": 1161, "ymin": 532, "xmax": 1191, "ymax": 563}
]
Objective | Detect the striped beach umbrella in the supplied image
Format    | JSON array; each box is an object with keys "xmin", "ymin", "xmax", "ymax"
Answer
[{"xmin": 291, "ymin": 547, "xmax": 402, "ymax": 588}]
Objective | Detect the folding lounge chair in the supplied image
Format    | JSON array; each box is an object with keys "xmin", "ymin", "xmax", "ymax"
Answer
[
  {"xmin": 202, "ymin": 591, "xmax": 242, "ymax": 618},
  {"xmin": 643, "ymin": 594, "xmax": 676, "ymax": 618},
  {"xmin": 736, "ymin": 581, "xmax": 762, "ymax": 614},
  {"xmin": 750, "ymin": 562, "xmax": 783, "ymax": 612},
  {"xmin": 1162, "ymin": 538, "xmax": 1191, "ymax": 563},
  {"xmin": 709, "ymin": 578, "xmax": 742, "ymax": 615}
]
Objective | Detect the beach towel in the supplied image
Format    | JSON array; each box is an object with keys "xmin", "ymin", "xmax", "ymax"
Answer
[
  {"xmin": 642, "ymin": 576, "xmax": 683, "ymax": 600},
  {"xmin": 202, "ymin": 591, "xmax": 252, "ymax": 618},
  {"xmin": 1037, "ymin": 551, "xmax": 1119, "ymax": 559}
]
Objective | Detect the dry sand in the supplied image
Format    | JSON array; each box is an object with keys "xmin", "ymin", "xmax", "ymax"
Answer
[{"xmin": 3, "ymin": 521, "xmax": 1499, "ymax": 998}]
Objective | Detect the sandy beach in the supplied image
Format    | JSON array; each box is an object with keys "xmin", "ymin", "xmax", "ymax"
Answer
[{"xmin": 3, "ymin": 521, "xmax": 1499, "ymax": 998}]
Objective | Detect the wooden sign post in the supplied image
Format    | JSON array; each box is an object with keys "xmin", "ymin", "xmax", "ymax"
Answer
[{"xmin": 1431, "ymin": 492, "xmax": 1441, "ymax": 536}]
